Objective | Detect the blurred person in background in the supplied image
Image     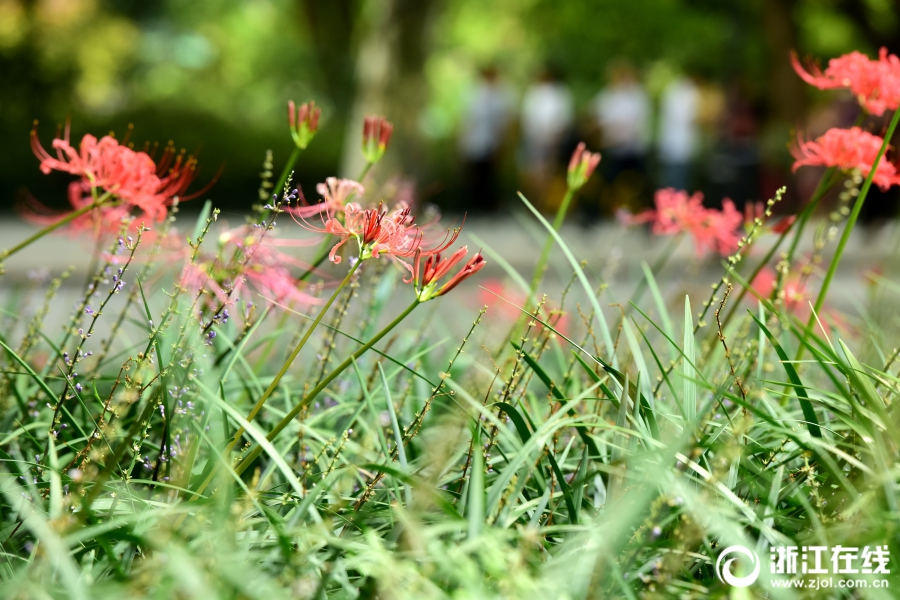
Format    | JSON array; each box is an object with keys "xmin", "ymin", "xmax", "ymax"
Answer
[
  {"xmin": 459, "ymin": 65, "xmax": 514, "ymax": 212},
  {"xmin": 591, "ymin": 61, "xmax": 651, "ymax": 217},
  {"xmin": 706, "ymin": 81, "xmax": 762, "ymax": 207},
  {"xmin": 657, "ymin": 73, "xmax": 700, "ymax": 190},
  {"xmin": 519, "ymin": 64, "xmax": 575, "ymax": 209}
]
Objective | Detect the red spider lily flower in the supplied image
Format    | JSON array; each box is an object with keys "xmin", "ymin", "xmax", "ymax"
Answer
[
  {"xmin": 625, "ymin": 188, "xmax": 706, "ymax": 235},
  {"xmin": 288, "ymin": 100, "xmax": 321, "ymax": 149},
  {"xmin": 622, "ymin": 189, "xmax": 743, "ymax": 257},
  {"xmin": 567, "ymin": 142, "xmax": 601, "ymax": 190},
  {"xmin": 24, "ymin": 179, "xmax": 164, "ymax": 235},
  {"xmin": 177, "ymin": 225, "xmax": 321, "ymax": 315},
  {"xmin": 792, "ymin": 127, "xmax": 900, "ymax": 190},
  {"xmin": 318, "ymin": 177, "xmax": 363, "ymax": 211},
  {"xmin": 648, "ymin": 188, "xmax": 707, "ymax": 235},
  {"xmin": 304, "ymin": 201, "xmax": 425, "ymax": 265},
  {"xmin": 29, "ymin": 125, "xmax": 203, "ymax": 233},
  {"xmin": 353, "ymin": 202, "xmax": 422, "ymax": 260},
  {"xmin": 410, "ymin": 245, "xmax": 486, "ymax": 301},
  {"xmin": 362, "ymin": 116, "xmax": 393, "ymax": 164},
  {"xmin": 288, "ymin": 177, "xmax": 364, "ymax": 219},
  {"xmin": 690, "ymin": 199, "xmax": 742, "ymax": 256},
  {"xmin": 791, "ymin": 48, "xmax": 900, "ymax": 116}
]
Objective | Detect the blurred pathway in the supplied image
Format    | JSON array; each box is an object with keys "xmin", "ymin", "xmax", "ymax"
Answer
[{"xmin": 1, "ymin": 216, "xmax": 898, "ymax": 327}]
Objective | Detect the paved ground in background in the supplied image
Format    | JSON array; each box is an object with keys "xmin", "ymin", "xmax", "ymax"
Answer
[{"xmin": 2, "ymin": 216, "xmax": 898, "ymax": 337}]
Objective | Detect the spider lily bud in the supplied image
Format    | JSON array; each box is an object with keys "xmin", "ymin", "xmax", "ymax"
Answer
[
  {"xmin": 288, "ymin": 100, "xmax": 321, "ymax": 150},
  {"xmin": 566, "ymin": 142, "xmax": 601, "ymax": 191},
  {"xmin": 412, "ymin": 246, "xmax": 486, "ymax": 302},
  {"xmin": 362, "ymin": 116, "xmax": 393, "ymax": 164}
]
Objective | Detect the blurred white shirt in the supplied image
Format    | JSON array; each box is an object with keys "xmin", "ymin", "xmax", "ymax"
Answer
[
  {"xmin": 521, "ymin": 81, "xmax": 573, "ymax": 161},
  {"xmin": 592, "ymin": 82, "xmax": 650, "ymax": 154},
  {"xmin": 460, "ymin": 81, "xmax": 513, "ymax": 160},
  {"xmin": 659, "ymin": 77, "xmax": 700, "ymax": 163}
]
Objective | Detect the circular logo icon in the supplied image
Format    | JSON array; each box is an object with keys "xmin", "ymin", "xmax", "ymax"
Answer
[{"xmin": 716, "ymin": 545, "xmax": 761, "ymax": 588}]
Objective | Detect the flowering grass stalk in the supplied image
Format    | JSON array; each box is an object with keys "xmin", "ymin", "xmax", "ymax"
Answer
[
  {"xmin": 50, "ymin": 229, "xmax": 142, "ymax": 435},
  {"xmin": 715, "ymin": 175, "xmax": 830, "ymax": 331}
]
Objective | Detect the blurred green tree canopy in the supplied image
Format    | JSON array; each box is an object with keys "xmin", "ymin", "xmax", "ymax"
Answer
[{"xmin": 0, "ymin": 0, "xmax": 896, "ymax": 211}]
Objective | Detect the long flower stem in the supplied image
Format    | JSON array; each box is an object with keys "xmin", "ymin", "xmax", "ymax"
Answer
[
  {"xmin": 273, "ymin": 147, "xmax": 302, "ymax": 197},
  {"xmin": 0, "ymin": 195, "xmax": 110, "ymax": 262},
  {"xmin": 227, "ymin": 260, "xmax": 362, "ymax": 451},
  {"xmin": 499, "ymin": 187, "xmax": 576, "ymax": 352},
  {"xmin": 231, "ymin": 298, "xmax": 420, "ymax": 478},
  {"xmin": 780, "ymin": 168, "xmax": 837, "ymax": 271},
  {"xmin": 528, "ymin": 188, "xmax": 575, "ymax": 302},
  {"xmin": 798, "ymin": 108, "xmax": 900, "ymax": 356},
  {"xmin": 358, "ymin": 161, "xmax": 374, "ymax": 183}
]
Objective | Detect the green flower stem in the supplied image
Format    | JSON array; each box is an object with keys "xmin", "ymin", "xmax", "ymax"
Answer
[
  {"xmin": 798, "ymin": 107, "xmax": 900, "ymax": 355},
  {"xmin": 358, "ymin": 161, "xmax": 374, "ymax": 183},
  {"xmin": 227, "ymin": 259, "xmax": 362, "ymax": 451},
  {"xmin": 783, "ymin": 168, "xmax": 837, "ymax": 266},
  {"xmin": 0, "ymin": 193, "xmax": 112, "ymax": 263},
  {"xmin": 528, "ymin": 187, "xmax": 575, "ymax": 303},
  {"xmin": 231, "ymin": 298, "xmax": 421, "ymax": 478},
  {"xmin": 499, "ymin": 186, "xmax": 576, "ymax": 350},
  {"xmin": 273, "ymin": 146, "xmax": 302, "ymax": 197}
]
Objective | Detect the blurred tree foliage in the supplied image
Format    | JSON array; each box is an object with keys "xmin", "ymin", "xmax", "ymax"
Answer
[{"xmin": 0, "ymin": 0, "xmax": 896, "ymax": 212}]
